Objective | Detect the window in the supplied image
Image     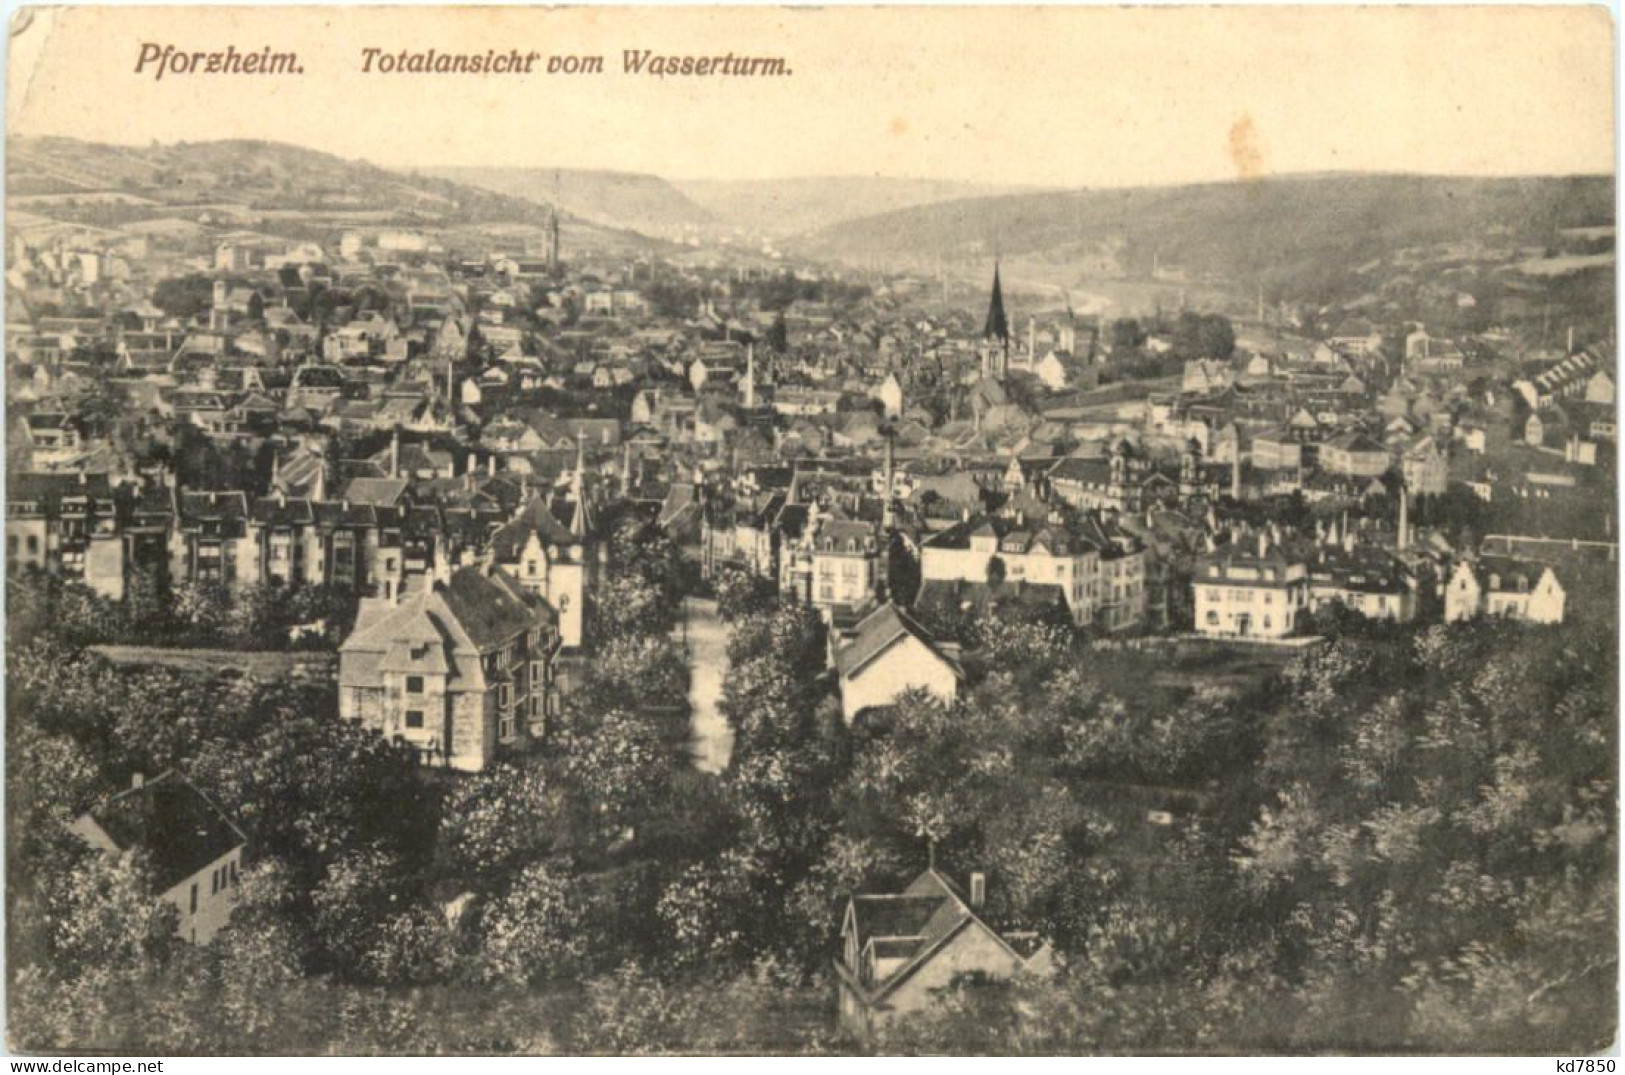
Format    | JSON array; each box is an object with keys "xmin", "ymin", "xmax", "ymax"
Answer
[
  {"xmin": 1206, "ymin": 611, "xmax": 1219, "ymax": 626},
  {"xmin": 406, "ymin": 675, "xmax": 423, "ymax": 694},
  {"xmin": 405, "ymin": 710, "xmax": 424, "ymax": 729},
  {"xmin": 211, "ymin": 869, "xmax": 219, "ymax": 895},
  {"xmin": 230, "ymin": 861, "xmax": 239, "ymax": 885},
  {"xmin": 190, "ymin": 884, "xmax": 198, "ymax": 914},
  {"xmin": 25, "ymin": 535, "xmax": 37, "ymax": 554}
]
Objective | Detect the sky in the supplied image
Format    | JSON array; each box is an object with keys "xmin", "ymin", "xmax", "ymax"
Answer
[{"xmin": 7, "ymin": 5, "xmax": 1616, "ymax": 188}]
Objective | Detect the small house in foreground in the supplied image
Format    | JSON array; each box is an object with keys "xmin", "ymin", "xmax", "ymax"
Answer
[
  {"xmin": 70, "ymin": 771, "xmax": 248, "ymax": 945},
  {"xmin": 834, "ymin": 867, "xmax": 1053, "ymax": 1039}
]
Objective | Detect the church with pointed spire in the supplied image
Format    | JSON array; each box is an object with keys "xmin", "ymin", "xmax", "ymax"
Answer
[{"xmin": 980, "ymin": 262, "xmax": 1011, "ymax": 381}]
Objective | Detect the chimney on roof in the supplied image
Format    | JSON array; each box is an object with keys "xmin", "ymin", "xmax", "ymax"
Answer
[
  {"xmin": 390, "ymin": 427, "xmax": 400, "ymax": 479},
  {"xmin": 131, "ymin": 772, "xmax": 144, "ymax": 790},
  {"xmin": 487, "ymin": 454, "xmax": 497, "ymax": 478},
  {"xmin": 969, "ymin": 871, "xmax": 986, "ymax": 910}
]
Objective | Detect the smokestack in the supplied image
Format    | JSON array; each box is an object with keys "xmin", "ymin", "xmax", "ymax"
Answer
[{"xmin": 1398, "ymin": 483, "xmax": 1410, "ymax": 551}]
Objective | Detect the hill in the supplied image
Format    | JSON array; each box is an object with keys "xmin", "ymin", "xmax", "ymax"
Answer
[
  {"xmin": 673, "ymin": 176, "xmax": 1041, "ymax": 239},
  {"xmin": 6, "ymin": 137, "xmax": 666, "ymax": 257},
  {"xmin": 424, "ymin": 166, "xmax": 716, "ymax": 241},
  {"xmin": 9, "ymin": 137, "xmax": 547, "ymax": 222},
  {"xmin": 792, "ymin": 173, "xmax": 1615, "ymax": 305}
]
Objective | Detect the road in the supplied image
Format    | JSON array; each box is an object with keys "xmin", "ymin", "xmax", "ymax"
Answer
[{"xmin": 680, "ymin": 596, "xmax": 734, "ymax": 773}]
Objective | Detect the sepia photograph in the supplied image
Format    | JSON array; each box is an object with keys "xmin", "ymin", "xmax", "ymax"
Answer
[{"xmin": 1, "ymin": 3, "xmax": 1617, "ymax": 1057}]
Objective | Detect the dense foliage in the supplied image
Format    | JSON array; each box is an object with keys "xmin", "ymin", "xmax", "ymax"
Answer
[{"xmin": 8, "ymin": 538, "xmax": 1615, "ymax": 1052}]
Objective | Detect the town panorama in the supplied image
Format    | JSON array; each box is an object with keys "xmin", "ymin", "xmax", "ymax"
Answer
[{"xmin": 4, "ymin": 136, "xmax": 1616, "ymax": 1054}]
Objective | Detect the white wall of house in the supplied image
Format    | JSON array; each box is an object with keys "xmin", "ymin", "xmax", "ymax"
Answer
[
  {"xmin": 1194, "ymin": 580, "xmax": 1302, "ymax": 638},
  {"xmin": 841, "ymin": 635, "xmax": 959, "ymax": 723},
  {"xmin": 163, "ymin": 847, "xmax": 243, "ymax": 945}
]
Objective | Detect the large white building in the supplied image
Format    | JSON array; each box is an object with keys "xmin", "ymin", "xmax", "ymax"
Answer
[
  {"xmin": 920, "ymin": 511, "xmax": 1147, "ymax": 631},
  {"xmin": 1192, "ymin": 534, "xmax": 1309, "ymax": 639}
]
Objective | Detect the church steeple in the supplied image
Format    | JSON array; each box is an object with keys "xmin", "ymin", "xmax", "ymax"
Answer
[
  {"xmin": 981, "ymin": 262, "xmax": 1011, "ymax": 380},
  {"xmin": 983, "ymin": 262, "xmax": 1010, "ymax": 346}
]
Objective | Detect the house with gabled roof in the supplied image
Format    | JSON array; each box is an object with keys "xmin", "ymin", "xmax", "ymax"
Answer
[
  {"xmin": 1444, "ymin": 557, "xmax": 1566, "ymax": 625},
  {"xmin": 339, "ymin": 565, "xmax": 558, "ymax": 771},
  {"xmin": 834, "ymin": 602, "xmax": 962, "ymax": 724},
  {"xmin": 834, "ymin": 866, "xmax": 1053, "ymax": 1038},
  {"xmin": 70, "ymin": 771, "xmax": 248, "ymax": 945}
]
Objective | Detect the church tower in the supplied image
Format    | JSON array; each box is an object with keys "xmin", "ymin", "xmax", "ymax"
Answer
[{"xmin": 981, "ymin": 262, "xmax": 1011, "ymax": 380}]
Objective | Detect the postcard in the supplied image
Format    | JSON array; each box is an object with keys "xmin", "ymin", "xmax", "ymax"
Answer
[{"xmin": 4, "ymin": 4, "xmax": 1616, "ymax": 1058}]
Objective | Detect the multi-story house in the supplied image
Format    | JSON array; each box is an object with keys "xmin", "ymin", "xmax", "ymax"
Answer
[
  {"xmin": 489, "ymin": 492, "xmax": 600, "ymax": 650},
  {"xmin": 70, "ymin": 771, "xmax": 247, "ymax": 946},
  {"xmin": 1319, "ymin": 431, "xmax": 1392, "ymax": 478},
  {"xmin": 782, "ymin": 513, "xmax": 883, "ymax": 617},
  {"xmin": 1305, "ymin": 542, "xmax": 1416, "ymax": 622},
  {"xmin": 1398, "ymin": 435, "xmax": 1450, "ymax": 497},
  {"xmin": 1045, "ymin": 440, "xmax": 1169, "ymax": 513},
  {"xmin": 700, "ymin": 489, "xmax": 784, "ymax": 582},
  {"xmin": 920, "ymin": 510, "xmax": 1147, "ymax": 632},
  {"xmin": 338, "ymin": 565, "xmax": 558, "ymax": 771},
  {"xmin": 124, "ymin": 481, "xmax": 176, "ymax": 582},
  {"xmin": 6, "ymin": 471, "xmax": 126, "ymax": 599},
  {"xmin": 170, "ymin": 490, "xmax": 256, "ymax": 589},
  {"xmin": 1193, "ymin": 533, "xmax": 1309, "ymax": 639}
]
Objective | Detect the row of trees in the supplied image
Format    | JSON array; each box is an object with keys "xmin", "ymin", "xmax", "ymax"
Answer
[{"xmin": 8, "ymin": 570, "xmax": 358, "ymax": 651}]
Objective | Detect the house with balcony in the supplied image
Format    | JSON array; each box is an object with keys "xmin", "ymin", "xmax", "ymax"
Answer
[{"xmin": 6, "ymin": 471, "xmax": 126, "ymax": 599}]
